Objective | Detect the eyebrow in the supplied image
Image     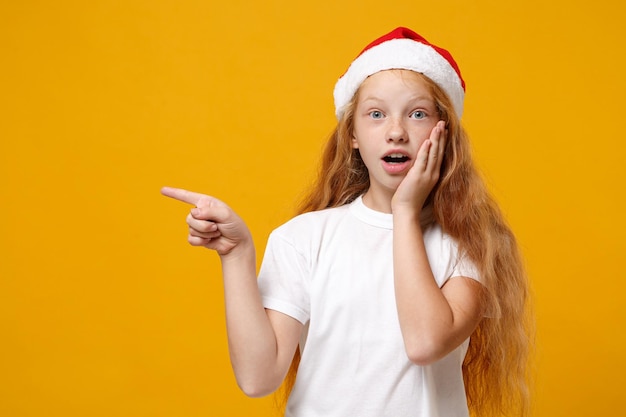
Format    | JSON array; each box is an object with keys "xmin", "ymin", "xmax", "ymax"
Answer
[{"xmin": 360, "ymin": 95, "xmax": 435, "ymax": 105}]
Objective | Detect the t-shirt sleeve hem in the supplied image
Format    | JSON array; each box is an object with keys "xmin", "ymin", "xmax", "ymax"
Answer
[{"xmin": 261, "ymin": 296, "xmax": 309, "ymax": 325}]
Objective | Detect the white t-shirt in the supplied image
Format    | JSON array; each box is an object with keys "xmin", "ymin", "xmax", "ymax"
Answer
[{"xmin": 258, "ymin": 196, "xmax": 479, "ymax": 417}]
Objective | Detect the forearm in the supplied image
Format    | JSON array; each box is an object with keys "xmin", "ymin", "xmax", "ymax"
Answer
[
  {"xmin": 219, "ymin": 244, "xmax": 285, "ymax": 396},
  {"xmin": 393, "ymin": 211, "xmax": 460, "ymax": 365}
]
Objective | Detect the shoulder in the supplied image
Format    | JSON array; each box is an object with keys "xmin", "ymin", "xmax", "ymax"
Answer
[{"xmin": 263, "ymin": 204, "xmax": 353, "ymax": 263}]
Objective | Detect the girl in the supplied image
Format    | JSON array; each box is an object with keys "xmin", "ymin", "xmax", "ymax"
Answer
[{"xmin": 162, "ymin": 27, "xmax": 532, "ymax": 417}]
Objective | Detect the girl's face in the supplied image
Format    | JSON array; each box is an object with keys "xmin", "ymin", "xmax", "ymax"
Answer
[{"xmin": 352, "ymin": 70, "xmax": 440, "ymax": 206}]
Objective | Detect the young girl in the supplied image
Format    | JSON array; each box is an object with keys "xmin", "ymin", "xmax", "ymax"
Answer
[{"xmin": 162, "ymin": 27, "xmax": 532, "ymax": 417}]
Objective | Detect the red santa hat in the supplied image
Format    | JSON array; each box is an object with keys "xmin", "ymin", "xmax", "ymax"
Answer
[{"xmin": 333, "ymin": 27, "xmax": 466, "ymax": 120}]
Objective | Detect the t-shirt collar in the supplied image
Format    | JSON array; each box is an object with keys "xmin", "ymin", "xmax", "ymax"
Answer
[{"xmin": 349, "ymin": 195, "xmax": 393, "ymax": 229}]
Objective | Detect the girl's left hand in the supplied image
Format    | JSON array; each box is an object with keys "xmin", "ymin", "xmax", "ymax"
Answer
[{"xmin": 391, "ymin": 120, "xmax": 446, "ymax": 215}]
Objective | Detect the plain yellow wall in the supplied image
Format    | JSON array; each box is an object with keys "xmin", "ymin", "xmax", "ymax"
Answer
[{"xmin": 2, "ymin": 1, "xmax": 625, "ymax": 416}]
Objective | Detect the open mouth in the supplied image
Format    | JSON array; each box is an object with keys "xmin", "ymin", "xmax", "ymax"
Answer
[{"xmin": 382, "ymin": 153, "xmax": 410, "ymax": 164}]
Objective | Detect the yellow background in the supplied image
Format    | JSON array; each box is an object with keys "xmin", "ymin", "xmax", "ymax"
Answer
[{"xmin": 2, "ymin": 1, "xmax": 625, "ymax": 416}]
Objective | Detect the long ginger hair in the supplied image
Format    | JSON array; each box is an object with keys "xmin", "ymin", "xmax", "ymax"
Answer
[{"xmin": 277, "ymin": 71, "xmax": 533, "ymax": 417}]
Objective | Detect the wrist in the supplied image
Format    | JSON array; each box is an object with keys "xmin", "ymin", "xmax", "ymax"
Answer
[
  {"xmin": 219, "ymin": 239, "xmax": 255, "ymax": 263},
  {"xmin": 392, "ymin": 203, "xmax": 422, "ymax": 220},
  {"xmin": 393, "ymin": 204, "xmax": 427, "ymax": 234}
]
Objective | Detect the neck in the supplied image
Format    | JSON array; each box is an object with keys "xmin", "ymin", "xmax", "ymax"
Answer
[
  {"xmin": 361, "ymin": 189, "xmax": 394, "ymax": 213},
  {"xmin": 361, "ymin": 189, "xmax": 436, "ymax": 227}
]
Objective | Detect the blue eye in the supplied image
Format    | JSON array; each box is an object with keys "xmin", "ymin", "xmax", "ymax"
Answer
[
  {"xmin": 369, "ymin": 111, "xmax": 384, "ymax": 119},
  {"xmin": 410, "ymin": 110, "xmax": 426, "ymax": 119}
]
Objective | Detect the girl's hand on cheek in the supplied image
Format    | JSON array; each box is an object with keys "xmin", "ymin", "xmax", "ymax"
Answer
[{"xmin": 391, "ymin": 121, "xmax": 447, "ymax": 215}]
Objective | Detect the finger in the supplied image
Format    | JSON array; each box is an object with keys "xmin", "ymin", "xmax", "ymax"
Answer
[
  {"xmin": 433, "ymin": 121, "xmax": 446, "ymax": 162},
  {"xmin": 435, "ymin": 121, "xmax": 448, "ymax": 172},
  {"xmin": 190, "ymin": 202, "xmax": 231, "ymax": 223},
  {"xmin": 189, "ymin": 227, "xmax": 222, "ymax": 240},
  {"xmin": 437, "ymin": 127, "xmax": 447, "ymax": 164},
  {"xmin": 428, "ymin": 121, "xmax": 443, "ymax": 148},
  {"xmin": 427, "ymin": 122, "xmax": 445, "ymax": 167},
  {"xmin": 187, "ymin": 213, "xmax": 218, "ymax": 233},
  {"xmin": 416, "ymin": 139, "xmax": 432, "ymax": 170},
  {"xmin": 161, "ymin": 186, "xmax": 206, "ymax": 206},
  {"xmin": 429, "ymin": 139, "xmax": 439, "ymax": 162},
  {"xmin": 188, "ymin": 235, "xmax": 213, "ymax": 247}
]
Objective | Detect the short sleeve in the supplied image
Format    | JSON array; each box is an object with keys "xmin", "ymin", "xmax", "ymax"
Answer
[
  {"xmin": 257, "ymin": 231, "xmax": 311, "ymax": 325},
  {"xmin": 451, "ymin": 252, "xmax": 480, "ymax": 282},
  {"xmin": 425, "ymin": 224, "xmax": 481, "ymax": 286}
]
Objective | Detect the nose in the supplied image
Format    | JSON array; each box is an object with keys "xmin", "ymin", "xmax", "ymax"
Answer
[{"xmin": 386, "ymin": 118, "xmax": 407, "ymax": 143}]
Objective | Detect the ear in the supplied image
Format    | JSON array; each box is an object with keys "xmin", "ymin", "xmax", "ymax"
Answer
[{"xmin": 351, "ymin": 135, "xmax": 359, "ymax": 149}]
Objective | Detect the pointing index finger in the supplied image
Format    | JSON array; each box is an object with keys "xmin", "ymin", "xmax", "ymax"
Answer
[{"xmin": 160, "ymin": 187, "xmax": 205, "ymax": 206}]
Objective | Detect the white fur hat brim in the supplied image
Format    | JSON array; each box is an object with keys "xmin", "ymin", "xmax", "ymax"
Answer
[{"xmin": 333, "ymin": 30, "xmax": 465, "ymax": 120}]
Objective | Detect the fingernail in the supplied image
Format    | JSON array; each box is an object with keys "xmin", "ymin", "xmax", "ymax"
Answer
[{"xmin": 191, "ymin": 208, "xmax": 200, "ymax": 217}]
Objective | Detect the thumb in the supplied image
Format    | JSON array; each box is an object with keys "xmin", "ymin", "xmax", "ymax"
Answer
[{"xmin": 191, "ymin": 197, "xmax": 232, "ymax": 223}]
